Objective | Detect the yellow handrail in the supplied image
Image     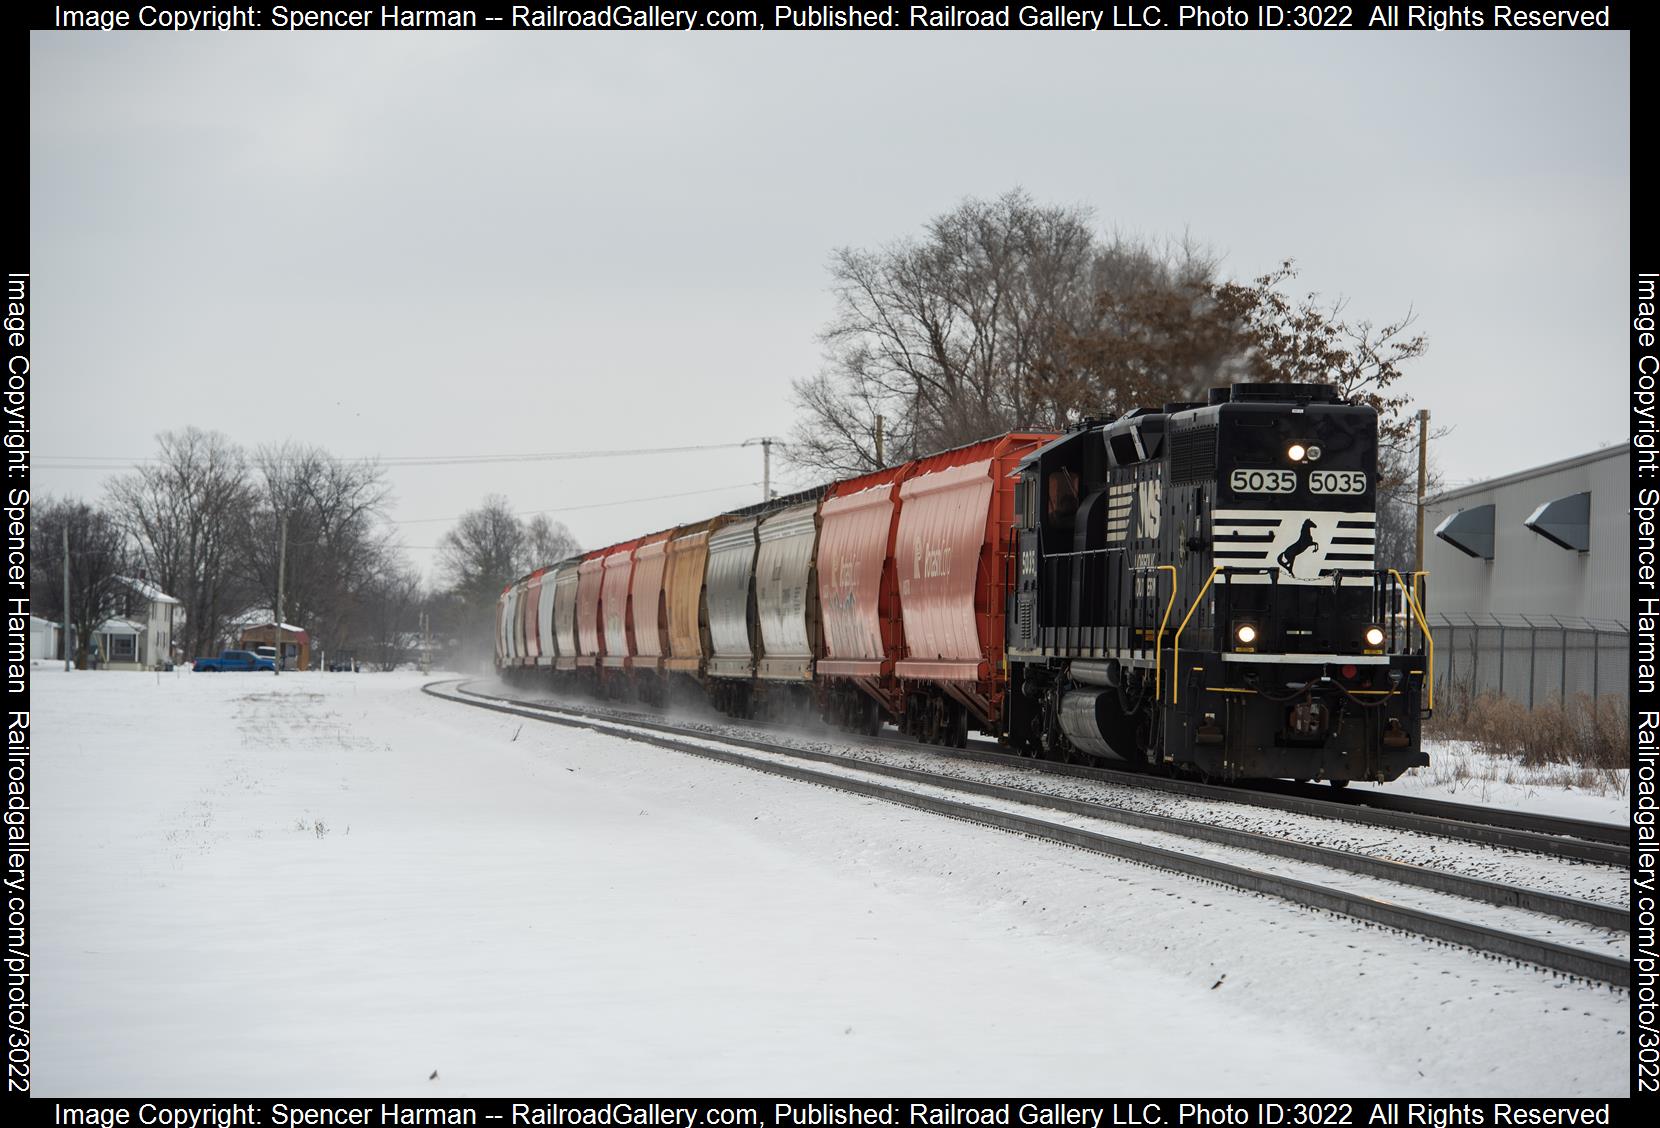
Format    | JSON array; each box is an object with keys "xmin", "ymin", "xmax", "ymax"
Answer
[
  {"xmin": 1150, "ymin": 565, "xmax": 1178, "ymax": 701},
  {"xmin": 1409, "ymin": 569, "xmax": 1428, "ymax": 614},
  {"xmin": 1389, "ymin": 568, "xmax": 1435, "ymax": 711},
  {"xmin": 1170, "ymin": 565, "xmax": 1221, "ymax": 705}
]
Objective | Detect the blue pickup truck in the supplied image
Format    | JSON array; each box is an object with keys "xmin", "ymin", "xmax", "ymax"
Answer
[{"xmin": 193, "ymin": 649, "xmax": 276, "ymax": 673}]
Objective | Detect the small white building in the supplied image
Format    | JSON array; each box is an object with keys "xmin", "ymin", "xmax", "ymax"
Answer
[{"xmin": 29, "ymin": 615, "xmax": 64, "ymax": 662}]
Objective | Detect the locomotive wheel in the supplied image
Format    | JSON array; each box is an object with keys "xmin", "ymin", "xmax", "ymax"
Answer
[{"xmin": 1329, "ymin": 779, "xmax": 1349, "ymax": 789}]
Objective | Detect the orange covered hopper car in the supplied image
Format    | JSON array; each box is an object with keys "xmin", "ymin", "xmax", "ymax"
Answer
[
  {"xmin": 892, "ymin": 433, "xmax": 1052, "ymax": 745},
  {"xmin": 815, "ymin": 463, "xmax": 912, "ymax": 732}
]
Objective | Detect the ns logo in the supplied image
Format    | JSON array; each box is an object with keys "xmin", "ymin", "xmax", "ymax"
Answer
[{"xmin": 1134, "ymin": 479, "xmax": 1163, "ymax": 540}]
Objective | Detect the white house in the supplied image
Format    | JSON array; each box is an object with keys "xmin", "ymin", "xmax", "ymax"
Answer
[{"xmin": 94, "ymin": 576, "xmax": 182, "ymax": 670}]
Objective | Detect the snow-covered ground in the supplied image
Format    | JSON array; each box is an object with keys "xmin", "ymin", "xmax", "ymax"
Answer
[
  {"xmin": 31, "ymin": 668, "xmax": 1629, "ymax": 1097},
  {"xmin": 488, "ymin": 689, "xmax": 1626, "ymax": 909},
  {"xmin": 1354, "ymin": 740, "xmax": 1629, "ymax": 825}
]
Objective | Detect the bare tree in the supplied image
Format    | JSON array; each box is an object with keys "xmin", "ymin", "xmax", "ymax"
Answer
[
  {"xmin": 106, "ymin": 429, "xmax": 254, "ymax": 661},
  {"xmin": 30, "ymin": 497, "xmax": 130, "ymax": 668},
  {"xmin": 438, "ymin": 497, "xmax": 583, "ymax": 668},
  {"xmin": 524, "ymin": 514, "xmax": 581, "ymax": 567},
  {"xmin": 438, "ymin": 495, "xmax": 528, "ymax": 668},
  {"xmin": 790, "ymin": 190, "xmax": 1220, "ymax": 474},
  {"xmin": 358, "ymin": 564, "xmax": 424, "ymax": 671},
  {"xmin": 439, "ymin": 495, "xmax": 526, "ymax": 607},
  {"xmin": 243, "ymin": 443, "xmax": 396, "ymax": 657},
  {"xmin": 793, "ymin": 199, "xmax": 1432, "ymax": 562},
  {"xmin": 1210, "ymin": 261, "xmax": 1424, "ymax": 445},
  {"xmin": 420, "ymin": 588, "xmax": 470, "ymax": 672},
  {"xmin": 1052, "ymin": 251, "xmax": 1247, "ymax": 418}
]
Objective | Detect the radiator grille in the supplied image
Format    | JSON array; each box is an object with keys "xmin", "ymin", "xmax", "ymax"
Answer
[{"xmin": 1169, "ymin": 425, "xmax": 1217, "ymax": 484}]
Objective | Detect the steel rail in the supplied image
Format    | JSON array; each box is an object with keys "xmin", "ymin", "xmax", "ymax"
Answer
[
  {"xmin": 898, "ymin": 744, "xmax": 1630, "ymax": 866},
  {"xmin": 1246, "ymin": 778, "xmax": 1629, "ymax": 848},
  {"xmin": 428, "ymin": 680, "xmax": 1630, "ymax": 987},
  {"xmin": 484, "ymin": 677, "xmax": 1627, "ymax": 863}
]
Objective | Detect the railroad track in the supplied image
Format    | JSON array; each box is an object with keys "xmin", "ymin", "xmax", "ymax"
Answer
[
  {"xmin": 1251, "ymin": 778, "xmax": 1627, "ymax": 848},
  {"xmin": 891, "ymin": 739, "xmax": 1630, "ymax": 867},
  {"xmin": 480, "ymin": 679, "xmax": 1628, "ymax": 868},
  {"xmin": 426, "ymin": 678, "xmax": 1630, "ymax": 988}
]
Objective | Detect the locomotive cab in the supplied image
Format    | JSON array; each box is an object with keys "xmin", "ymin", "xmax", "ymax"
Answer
[{"xmin": 1005, "ymin": 383, "xmax": 1431, "ymax": 784}]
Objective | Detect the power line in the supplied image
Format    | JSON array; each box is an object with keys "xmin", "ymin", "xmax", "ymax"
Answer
[
  {"xmin": 389, "ymin": 481, "xmax": 762, "ymax": 526},
  {"xmin": 36, "ymin": 441, "xmax": 753, "ymax": 471}
]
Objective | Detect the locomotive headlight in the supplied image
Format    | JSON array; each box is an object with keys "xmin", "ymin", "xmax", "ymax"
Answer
[
  {"xmin": 1306, "ymin": 445, "xmax": 1323, "ymax": 462},
  {"xmin": 1234, "ymin": 622, "xmax": 1259, "ymax": 651},
  {"xmin": 1287, "ymin": 443, "xmax": 1308, "ymax": 462},
  {"xmin": 1364, "ymin": 625, "xmax": 1386, "ymax": 648}
]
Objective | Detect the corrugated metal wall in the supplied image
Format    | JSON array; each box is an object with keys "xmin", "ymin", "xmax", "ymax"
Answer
[{"xmin": 1423, "ymin": 447, "xmax": 1628, "ymax": 626}]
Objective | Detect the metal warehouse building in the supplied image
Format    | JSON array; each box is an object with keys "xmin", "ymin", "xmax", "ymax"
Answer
[{"xmin": 1423, "ymin": 445, "xmax": 1628, "ymax": 706}]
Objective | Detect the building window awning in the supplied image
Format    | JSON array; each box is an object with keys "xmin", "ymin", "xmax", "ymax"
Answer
[
  {"xmin": 1524, "ymin": 491, "xmax": 1591, "ymax": 552},
  {"xmin": 1434, "ymin": 504, "xmax": 1495, "ymax": 560}
]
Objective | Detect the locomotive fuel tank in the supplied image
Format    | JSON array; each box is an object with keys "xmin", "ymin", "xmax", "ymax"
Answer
[{"xmin": 1056, "ymin": 688, "xmax": 1139, "ymax": 762}]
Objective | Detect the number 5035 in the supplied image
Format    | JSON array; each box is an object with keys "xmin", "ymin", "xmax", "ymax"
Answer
[{"xmin": 1229, "ymin": 468, "xmax": 1366, "ymax": 495}]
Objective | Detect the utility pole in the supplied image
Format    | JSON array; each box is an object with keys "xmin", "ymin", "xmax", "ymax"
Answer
[
  {"xmin": 421, "ymin": 611, "xmax": 431, "ymax": 675},
  {"xmin": 743, "ymin": 437, "xmax": 782, "ymax": 503},
  {"xmin": 1414, "ymin": 408, "xmax": 1430, "ymax": 577},
  {"xmin": 275, "ymin": 514, "xmax": 287, "ymax": 676},
  {"xmin": 874, "ymin": 415, "xmax": 885, "ymax": 468},
  {"xmin": 62, "ymin": 526, "xmax": 71, "ymax": 672}
]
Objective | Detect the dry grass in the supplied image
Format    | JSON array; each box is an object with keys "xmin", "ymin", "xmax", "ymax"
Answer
[{"xmin": 1427, "ymin": 683, "xmax": 1629, "ymax": 796}]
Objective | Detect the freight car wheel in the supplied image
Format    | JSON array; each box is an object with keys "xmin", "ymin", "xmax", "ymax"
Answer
[
  {"xmin": 949, "ymin": 706, "xmax": 969, "ymax": 749},
  {"xmin": 923, "ymin": 701, "xmax": 943, "ymax": 744},
  {"xmin": 861, "ymin": 696, "xmax": 883, "ymax": 736},
  {"xmin": 1329, "ymin": 779, "xmax": 1350, "ymax": 789}
]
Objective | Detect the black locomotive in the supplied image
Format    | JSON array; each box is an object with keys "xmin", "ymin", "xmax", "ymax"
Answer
[{"xmin": 1005, "ymin": 383, "xmax": 1431, "ymax": 784}]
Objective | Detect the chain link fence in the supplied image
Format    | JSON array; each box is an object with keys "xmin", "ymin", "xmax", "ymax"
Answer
[{"xmin": 1431, "ymin": 613, "xmax": 1629, "ymax": 709}]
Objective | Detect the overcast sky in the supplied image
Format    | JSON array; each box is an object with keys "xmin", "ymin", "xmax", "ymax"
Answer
[{"xmin": 30, "ymin": 30, "xmax": 1629, "ymax": 582}]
